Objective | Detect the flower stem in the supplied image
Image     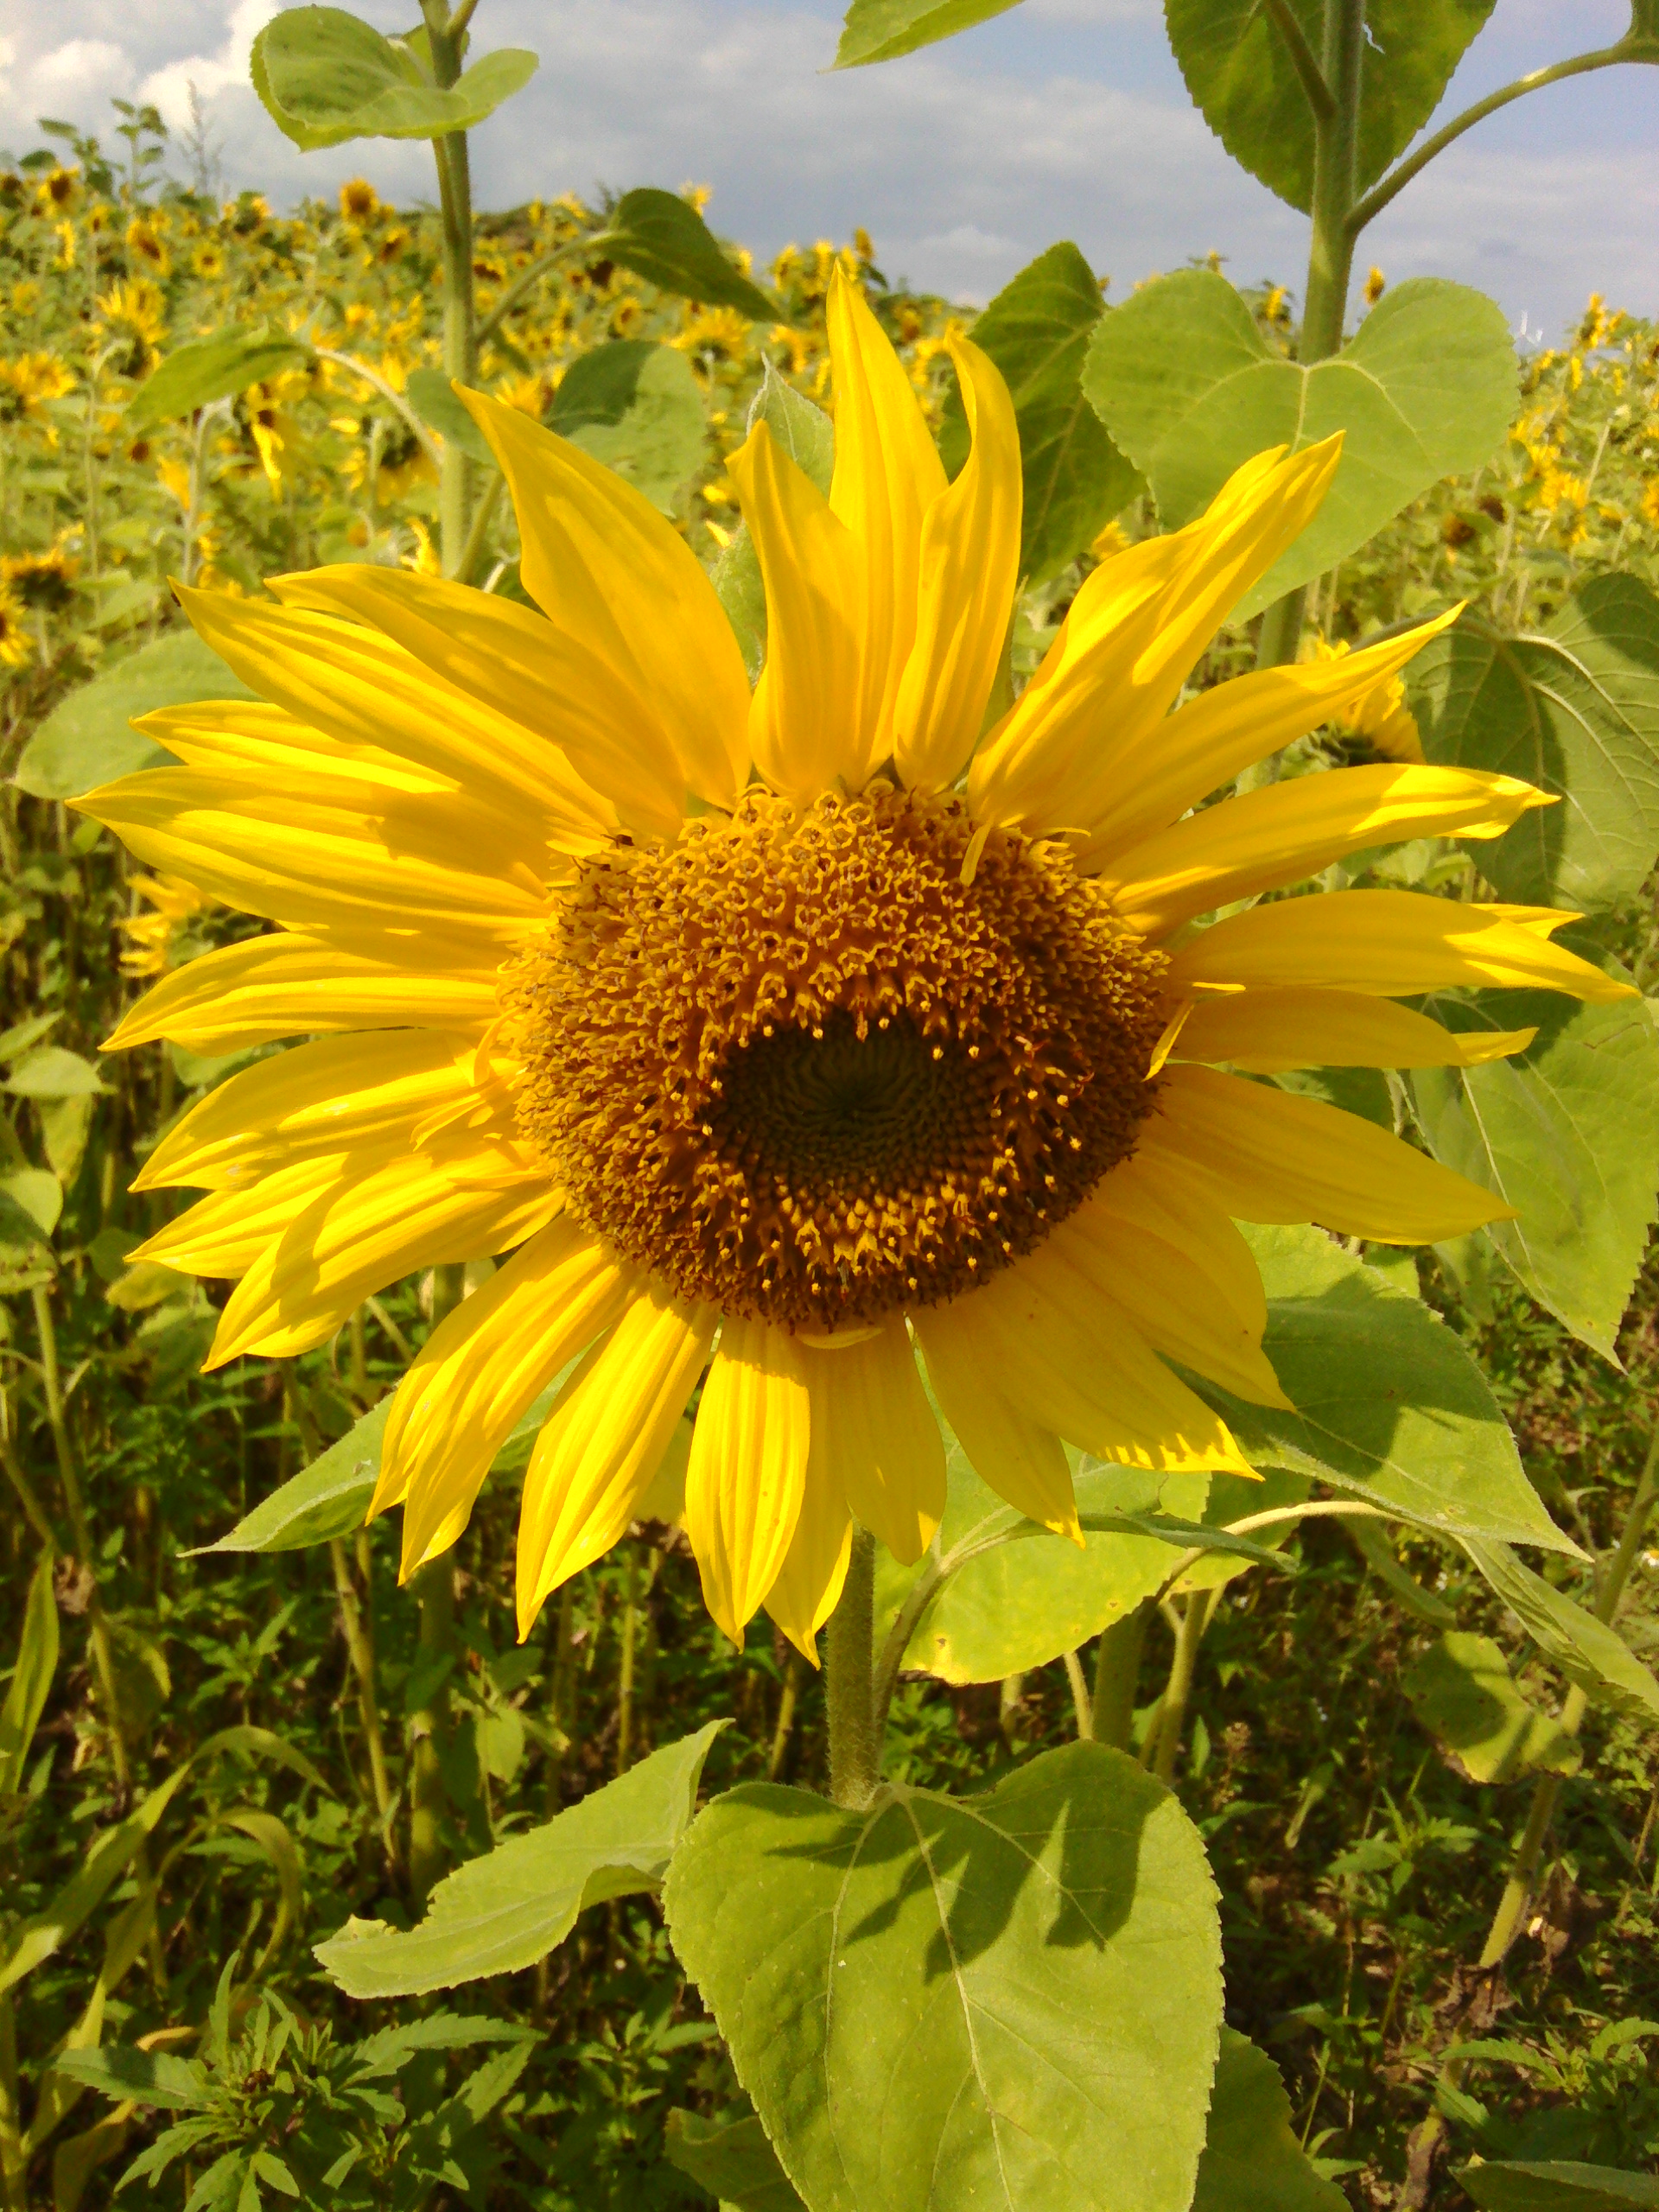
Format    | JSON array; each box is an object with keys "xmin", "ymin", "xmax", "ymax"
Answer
[
  {"xmin": 330, "ymin": 1535, "xmax": 397, "ymax": 1865},
  {"xmin": 1152, "ymin": 1589, "xmax": 1211, "ymax": 1783},
  {"xmin": 420, "ymin": 0, "xmax": 477, "ymax": 575},
  {"xmin": 825, "ymin": 1526, "xmax": 880, "ymax": 1810},
  {"xmin": 1091, "ymin": 1600, "xmax": 1153, "ymax": 1750}
]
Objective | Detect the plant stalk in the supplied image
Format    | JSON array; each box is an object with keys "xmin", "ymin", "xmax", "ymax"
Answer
[
  {"xmin": 1091, "ymin": 1600, "xmax": 1153, "ymax": 1750},
  {"xmin": 1152, "ymin": 1589, "xmax": 1211, "ymax": 1783},
  {"xmin": 330, "ymin": 1535, "xmax": 397, "ymax": 1862},
  {"xmin": 825, "ymin": 1527, "xmax": 880, "ymax": 1810},
  {"xmin": 423, "ymin": 0, "xmax": 476, "ymax": 575}
]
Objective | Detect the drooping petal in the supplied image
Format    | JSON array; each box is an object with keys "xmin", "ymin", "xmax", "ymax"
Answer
[
  {"xmin": 103, "ymin": 931, "xmax": 499, "ymax": 1054},
  {"xmin": 1168, "ymin": 890, "xmax": 1636, "ymax": 1003},
  {"xmin": 1145, "ymin": 1062, "xmax": 1516, "ymax": 1243},
  {"xmin": 134, "ymin": 1031, "xmax": 497, "ymax": 1192},
  {"xmin": 763, "ymin": 1459, "xmax": 853, "ymax": 1666},
  {"xmin": 825, "ymin": 268, "xmax": 946, "ymax": 764},
  {"xmin": 683, "ymin": 1318, "xmax": 810, "ymax": 1646},
  {"xmin": 728, "ymin": 420, "xmax": 868, "ymax": 800},
  {"xmin": 125, "ymin": 1154, "xmax": 346, "ymax": 1278},
  {"xmin": 1176, "ymin": 988, "xmax": 1537, "ymax": 1072},
  {"xmin": 515, "ymin": 1283, "xmax": 716, "ymax": 1636},
  {"xmin": 1104, "ymin": 765, "xmax": 1554, "ymax": 938},
  {"xmin": 969, "ymin": 439, "xmax": 1342, "ymax": 835},
  {"xmin": 893, "ymin": 333, "xmax": 1021, "ymax": 792},
  {"xmin": 375, "ymin": 1217, "xmax": 636, "ymax": 1571},
  {"xmin": 459, "ymin": 388, "xmax": 753, "ymax": 813},
  {"xmin": 911, "ymin": 1304, "xmax": 1078, "ymax": 1538},
  {"xmin": 143, "ymin": 698, "xmax": 459, "ymax": 796},
  {"xmin": 799, "ymin": 1319, "xmax": 945, "ymax": 1566}
]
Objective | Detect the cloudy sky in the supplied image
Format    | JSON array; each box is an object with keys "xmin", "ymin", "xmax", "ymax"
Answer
[{"xmin": 1, "ymin": 0, "xmax": 1654, "ymax": 340}]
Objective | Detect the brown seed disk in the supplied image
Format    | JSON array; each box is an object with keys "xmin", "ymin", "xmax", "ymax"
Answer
[{"xmin": 501, "ymin": 784, "xmax": 1170, "ymax": 1332}]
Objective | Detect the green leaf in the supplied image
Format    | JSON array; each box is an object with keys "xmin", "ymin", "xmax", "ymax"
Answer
[
  {"xmin": 664, "ymin": 1742, "xmax": 1223, "ymax": 2212},
  {"xmin": 941, "ymin": 240, "xmax": 1141, "ymax": 584},
  {"xmin": 1083, "ymin": 270, "xmax": 1516, "ymax": 618},
  {"xmin": 1411, "ymin": 982, "xmax": 1659, "ymax": 1359},
  {"xmin": 1409, "ymin": 582, "xmax": 1659, "ymax": 912},
  {"xmin": 316, "ymin": 1722, "xmax": 727, "ymax": 1996},
  {"xmin": 3, "ymin": 1046, "xmax": 105, "ymax": 1100},
  {"xmin": 1402, "ymin": 1631, "xmax": 1582, "ymax": 1783},
  {"xmin": 713, "ymin": 528, "xmax": 766, "ymax": 683},
  {"xmin": 251, "ymin": 8, "xmax": 537, "ymax": 150},
  {"xmin": 1198, "ymin": 1225, "xmax": 1576, "ymax": 1554},
  {"xmin": 190, "ymin": 1401, "xmax": 388, "ymax": 1554},
  {"xmin": 835, "ymin": 0, "xmax": 1024, "ymax": 66},
  {"xmin": 1163, "ymin": 0, "xmax": 1497, "ymax": 216},
  {"xmin": 405, "ymin": 370, "xmax": 495, "ymax": 467},
  {"xmin": 1458, "ymin": 2161, "xmax": 1659, "ymax": 2211},
  {"xmin": 594, "ymin": 189, "xmax": 781, "ymax": 322},
  {"xmin": 16, "ymin": 632, "xmax": 255, "ymax": 801},
  {"xmin": 665, "ymin": 2108, "xmax": 804, "ymax": 2212},
  {"xmin": 548, "ymin": 340, "xmax": 707, "ymax": 513},
  {"xmin": 127, "ymin": 325, "xmax": 313, "ymax": 432},
  {"xmin": 709, "ymin": 370, "xmax": 833, "ymax": 680},
  {"xmin": 0, "ymin": 1547, "xmax": 58, "ymax": 1796},
  {"xmin": 51, "ymin": 2045, "xmax": 207, "ymax": 2113},
  {"xmin": 350, "ymin": 2013, "xmax": 539, "ymax": 2076},
  {"xmin": 1459, "ymin": 1541, "xmax": 1659, "ymax": 1728},
  {"xmin": 1192, "ymin": 2030, "xmax": 1348, "ymax": 2212},
  {"xmin": 0, "ymin": 1185, "xmax": 51, "ymax": 1254}
]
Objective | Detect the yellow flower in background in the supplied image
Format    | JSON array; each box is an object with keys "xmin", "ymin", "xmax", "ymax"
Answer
[
  {"xmin": 34, "ymin": 165, "xmax": 79, "ymax": 217},
  {"xmin": 675, "ymin": 307, "xmax": 753, "ymax": 363},
  {"xmin": 80, "ymin": 274, "xmax": 1627, "ymax": 1659},
  {"xmin": 193, "ymin": 241, "xmax": 228, "ymax": 280},
  {"xmin": 98, "ymin": 280, "xmax": 168, "ymax": 358},
  {"xmin": 0, "ymin": 353, "xmax": 75, "ymax": 427},
  {"xmin": 156, "ymin": 456, "xmax": 193, "ymax": 510},
  {"xmin": 118, "ymin": 875, "xmax": 215, "ymax": 978},
  {"xmin": 340, "ymin": 179, "xmax": 382, "ymax": 224},
  {"xmin": 1308, "ymin": 637, "xmax": 1425, "ymax": 764},
  {"xmin": 0, "ymin": 586, "xmax": 31, "ymax": 669},
  {"xmin": 2, "ymin": 542, "xmax": 79, "ymax": 613},
  {"xmin": 126, "ymin": 217, "xmax": 172, "ymax": 278},
  {"xmin": 1363, "ymin": 266, "xmax": 1386, "ymax": 307},
  {"xmin": 1641, "ymin": 480, "xmax": 1659, "ymax": 530}
]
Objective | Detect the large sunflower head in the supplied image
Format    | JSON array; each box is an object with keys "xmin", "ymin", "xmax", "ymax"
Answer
[{"xmin": 82, "ymin": 272, "xmax": 1630, "ymax": 1657}]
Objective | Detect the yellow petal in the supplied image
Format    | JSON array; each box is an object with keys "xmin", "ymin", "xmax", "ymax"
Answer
[
  {"xmin": 893, "ymin": 333, "xmax": 1021, "ymax": 792},
  {"xmin": 104, "ymin": 931, "xmax": 499, "ymax": 1054},
  {"xmin": 970, "ymin": 439, "xmax": 1342, "ymax": 834},
  {"xmin": 143, "ymin": 698, "xmax": 459, "ymax": 797},
  {"xmin": 826, "ymin": 267, "xmax": 946, "ymax": 766},
  {"xmin": 799, "ymin": 1319, "xmax": 945, "ymax": 1566},
  {"xmin": 135, "ymin": 1031, "xmax": 494, "ymax": 1192},
  {"xmin": 763, "ymin": 1465, "xmax": 852, "ymax": 1666},
  {"xmin": 1176, "ymin": 987, "xmax": 1537, "ymax": 1072},
  {"xmin": 458, "ymin": 389, "xmax": 751, "ymax": 812},
  {"xmin": 207, "ymin": 1148, "xmax": 562, "ymax": 1370},
  {"xmin": 728, "ymin": 420, "xmax": 868, "ymax": 801},
  {"xmin": 1169, "ymin": 890, "xmax": 1636, "ymax": 1003},
  {"xmin": 515, "ymin": 1282, "xmax": 716, "ymax": 1635},
  {"xmin": 375, "ymin": 1217, "xmax": 634, "ymax": 1568},
  {"xmin": 683, "ymin": 1318, "xmax": 810, "ymax": 1646},
  {"xmin": 127, "ymin": 1154, "xmax": 344, "ymax": 1276},
  {"xmin": 909, "ymin": 1304, "xmax": 1079, "ymax": 1538},
  {"xmin": 270, "ymin": 563, "xmax": 684, "ymax": 840},
  {"xmin": 1106, "ymin": 765, "xmax": 1553, "ymax": 938},
  {"xmin": 1145, "ymin": 1062, "xmax": 1516, "ymax": 1243}
]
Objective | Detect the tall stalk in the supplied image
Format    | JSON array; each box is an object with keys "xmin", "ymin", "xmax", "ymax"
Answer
[
  {"xmin": 420, "ymin": 0, "xmax": 477, "ymax": 575},
  {"xmin": 407, "ymin": 1261, "xmax": 466, "ymax": 1904}
]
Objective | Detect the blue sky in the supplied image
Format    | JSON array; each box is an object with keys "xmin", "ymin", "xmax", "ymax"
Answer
[{"xmin": 2, "ymin": 0, "xmax": 1654, "ymax": 340}]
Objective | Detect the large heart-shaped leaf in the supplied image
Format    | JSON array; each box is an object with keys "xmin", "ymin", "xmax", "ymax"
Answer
[
  {"xmin": 1164, "ymin": 0, "xmax": 1497, "ymax": 216},
  {"xmin": 128, "ymin": 325, "xmax": 314, "ymax": 432},
  {"xmin": 547, "ymin": 340, "xmax": 708, "ymax": 513},
  {"xmin": 594, "ymin": 188, "xmax": 781, "ymax": 323},
  {"xmin": 251, "ymin": 7, "xmax": 537, "ymax": 150},
  {"xmin": 1402, "ymin": 1632, "xmax": 1582, "ymax": 1784},
  {"xmin": 665, "ymin": 2109, "xmax": 804, "ymax": 2211},
  {"xmin": 1458, "ymin": 2162, "xmax": 1659, "ymax": 2212},
  {"xmin": 664, "ymin": 1742, "xmax": 1223, "ymax": 2212},
  {"xmin": 16, "ymin": 632, "xmax": 254, "ymax": 801},
  {"xmin": 1083, "ymin": 270, "xmax": 1515, "ymax": 618},
  {"xmin": 1459, "ymin": 1541, "xmax": 1659, "ymax": 1729},
  {"xmin": 940, "ymin": 240, "xmax": 1141, "ymax": 585},
  {"xmin": 1408, "ymin": 581, "xmax": 1659, "ymax": 912},
  {"xmin": 316, "ymin": 1724, "xmax": 726, "ymax": 1997},
  {"xmin": 835, "ymin": 0, "xmax": 1024, "ymax": 66},
  {"xmin": 1198, "ymin": 1225, "xmax": 1577, "ymax": 1554},
  {"xmin": 1192, "ymin": 2031, "xmax": 1348, "ymax": 2212},
  {"xmin": 1411, "ymin": 981, "xmax": 1659, "ymax": 1360}
]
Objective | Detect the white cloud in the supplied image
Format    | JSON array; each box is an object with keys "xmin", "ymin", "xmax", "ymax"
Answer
[{"xmin": 139, "ymin": 0, "xmax": 278, "ymax": 133}]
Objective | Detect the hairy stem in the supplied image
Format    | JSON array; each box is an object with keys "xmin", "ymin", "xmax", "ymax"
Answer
[
  {"xmin": 1152, "ymin": 1590, "xmax": 1211, "ymax": 1783},
  {"xmin": 330, "ymin": 1535, "xmax": 397, "ymax": 1862},
  {"xmin": 1091, "ymin": 1601, "xmax": 1153, "ymax": 1751},
  {"xmin": 825, "ymin": 1527, "xmax": 880, "ymax": 1810}
]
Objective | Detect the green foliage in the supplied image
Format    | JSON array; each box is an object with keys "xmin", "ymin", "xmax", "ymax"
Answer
[
  {"xmin": 1459, "ymin": 1541, "xmax": 1659, "ymax": 1726},
  {"xmin": 127, "ymin": 326, "xmax": 315, "ymax": 431},
  {"xmin": 1412, "ymin": 983, "xmax": 1659, "ymax": 1359},
  {"xmin": 710, "ymin": 366, "xmax": 834, "ymax": 677},
  {"xmin": 403, "ymin": 367, "xmax": 493, "ymax": 465},
  {"xmin": 834, "ymin": 0, "xmax": 1025, "ymax": 67},
  {"xmin": 1191, "ymin": 2030, "xmax": 1347, "ymax": 2212},
  {"xmin": 197, "ymin": 1401, "xmax": 388, "ymax": 1554},
  {"xmin": 1163, "ymin": 0, "xmax": 1497, "ymax": 217},
  {"xmin": 1409, "ymin": 580, "xmax": 1659, "ymax": 912},
  {"xmin": 549, "ymin": 340, "xmax": 709, "ymax": 512},
  {"xmin": 316, "ymin": 1724, "xmax": 727, "ymax": 1996},
  {"xmin": 665, "ymin": 2107, "xmax": 803, "ymax": 2209},
  {"xmin": 0, "ymin": 1548, "xmax": 58, "ymax": 1798},
  {"xmin": 665, "ymin": 1744, "xmax": 1223, "ymax": 2212},
  {"xmin": 15, "ymin": 632, "xmax": 254, "ymax": 801},
  {"xmin": 1402, "ymin": 1631, "xmax": 1582, "ymax": 1783},
  {"xmin": 595, "ymin": 188, "xmax": 782, "ymax": 322},
  {"xmin": 251, "ymin": 8, "xmax": 538, "ymax": 150},
  {"xmin": 1459, "ymin": 2164, "xmax": 1659, "ymax": 2211},
  {"xmin": 1083, "ymin": 270, "xmax": 1516, "ymax": 616},
  {"xmin": 940, "ymin": 240, "xmax": 1141, "ymax": 582}
]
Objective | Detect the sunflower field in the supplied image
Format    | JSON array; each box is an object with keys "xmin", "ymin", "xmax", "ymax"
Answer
[{"xmin": 5, "ymin": 4, "xmax": 1659, "ymax": 2210}]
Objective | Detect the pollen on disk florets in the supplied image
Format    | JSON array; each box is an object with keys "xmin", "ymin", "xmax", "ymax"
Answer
[{"xmin": 501, "ymin": 784, "xmax": 1171, "ymax": 1331}]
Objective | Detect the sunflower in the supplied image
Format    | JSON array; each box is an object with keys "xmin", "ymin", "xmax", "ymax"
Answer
[
  {"xmin": 0, "ymin": 587, "xmax": 31, "ymax": 671},
  {"xmin": 118, "ymin": 874, "xmax": 216, "ymax": 978},
  {"xmin": 79, "ymin": 274, "xmax": 1628, "ymax": 1657},
  {"xmin": 1, "ymin": 543, "xmax": 78, "ymax": 613}
]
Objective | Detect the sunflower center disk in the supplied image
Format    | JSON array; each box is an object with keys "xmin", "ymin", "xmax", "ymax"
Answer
[{"xmin": 503, "ymin": 785, "xmax": 1172, "ymax": 1332}]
